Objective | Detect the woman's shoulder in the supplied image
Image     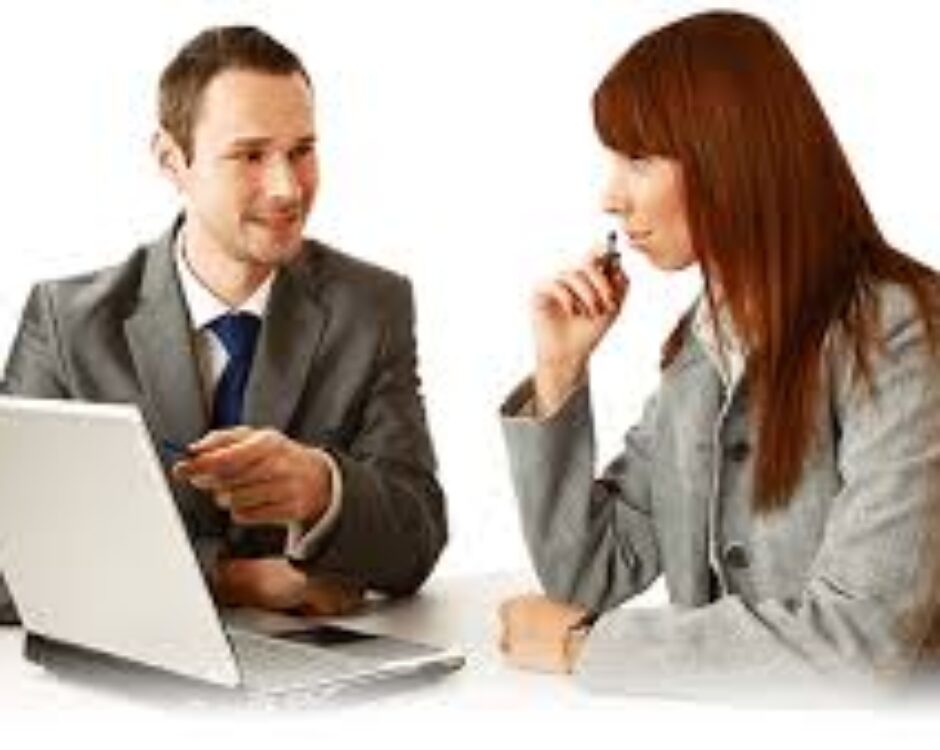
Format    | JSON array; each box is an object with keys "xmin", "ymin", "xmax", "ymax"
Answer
[
  {"xmin": 826, "ymin": 277, "xmax": 940, "ymax": 401},
  {"xmin": 873, "ymin": 278, "xmax": 936, "ymax": 331}
]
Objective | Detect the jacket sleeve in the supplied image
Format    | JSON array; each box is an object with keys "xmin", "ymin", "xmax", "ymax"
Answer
[
  {"xmin": 294, "ymin": 280, "xmax": 447, "ymax": 596},
  {"xmin": 1, "ymin": 284, "xmax": 70, "ymax": 625},
  {"xmin": 500, "ymin": 379, "xmax": 662, "ymax": 613},
  {"xmin": 3, "ymin": 284, "xmax": 69, "ymax": 399},
  {"xmin": 574, "ymin": 295, "xmax": 940, "ymax": 697},
  {"xmin": 0, "ymin": 342, "xmax": 11, "ymax": 622}
]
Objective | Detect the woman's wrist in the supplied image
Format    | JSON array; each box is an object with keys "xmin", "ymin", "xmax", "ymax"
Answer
[
  {"xmin": 534, "ymin": 360, "xmax": 587, "ymax": 416},
  {"xmin": 562, "ymin": 629, "xmax": 587, "ymax": 672},
  {"xmin": 562, "ymin": 610, "xmax": 599, "ymax": 673}
]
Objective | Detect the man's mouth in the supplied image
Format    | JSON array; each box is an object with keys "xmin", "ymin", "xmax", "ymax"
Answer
[{"xmin": 251, "ymin": 213, "xmax": 301, "ymax": 231}]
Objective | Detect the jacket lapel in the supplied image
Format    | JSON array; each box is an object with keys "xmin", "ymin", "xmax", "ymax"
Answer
[
  {"xmin": 124, "ymin": 226, "xmax": 208, "ymax": 445},
  {"xmin": 659, "ymin": 318, "xmax": 729, "ymax": 605},
  {"xmin": 242, "ymin": 250, "xmax": 328, "ymax": 432}
]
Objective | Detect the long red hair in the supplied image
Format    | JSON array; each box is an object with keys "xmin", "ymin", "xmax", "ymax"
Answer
[{"xmin": 593, "ymin": 11, "xmax": 940, "ymax": 511}]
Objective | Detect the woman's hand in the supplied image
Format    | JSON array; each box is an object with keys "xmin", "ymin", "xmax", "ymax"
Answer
[
  {"xmin": 532, "ymin": 247, "xmax": 628, "ymax": 414},
  {"xmin": 498, "ymin": 593, "xmax": 589, "ymax": 673}
]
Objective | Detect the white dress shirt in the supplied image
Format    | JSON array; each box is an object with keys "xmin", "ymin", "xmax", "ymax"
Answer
[
  {"xmin": 174, "ymin": 241, "xmax": 342, "ymax": 560},
  {"xmin": 691, "ymin": 296, "xmax": 746, "ymax": 390}
]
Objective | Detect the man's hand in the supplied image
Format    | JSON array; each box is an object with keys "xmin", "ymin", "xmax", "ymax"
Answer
[
  {"xmin": 172, "ymin": 426, "xmax": 333, "ymax": 526},
  {"xmin": 214, "ymin": 558, "xmax": 309, "ymax": 611},
  {"xmin": 213, "ymin": 558, "xmax": 365, "ymax": 616},
  {"xmin": 498, "ymin": 593, "xmax": 589, "ymax": 674},
  {"xmin": 295, "ymin": 572, "xmax": 366, "ymax": 617}
]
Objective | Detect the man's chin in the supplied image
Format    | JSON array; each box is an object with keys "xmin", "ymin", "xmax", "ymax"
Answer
[{"xmin": 245, "ymin": 237, "xmax": 304, "ymax": 267}]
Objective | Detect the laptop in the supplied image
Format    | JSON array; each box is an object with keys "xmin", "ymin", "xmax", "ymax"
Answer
[{"xmin": 0, "ymin": 396, "xmax": 463, "ymax": 699}]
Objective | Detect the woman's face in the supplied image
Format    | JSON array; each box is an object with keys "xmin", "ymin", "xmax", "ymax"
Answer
[{"xmin": 601, "ymin": 150, "xmax": 696, "ymax": 271}]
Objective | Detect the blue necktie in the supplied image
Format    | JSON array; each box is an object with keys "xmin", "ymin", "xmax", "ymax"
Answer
[
  {"xmin": 208, "ymin": 313, "xmax": 285, "ymax": 559},
  {"xmin": 208, "ymin": 312, "xmax": 261, "ymax": 428}
]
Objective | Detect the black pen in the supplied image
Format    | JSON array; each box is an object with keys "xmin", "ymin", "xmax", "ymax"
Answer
[
  {"xmin": 160, "ymin": 439, "xmax": 193, "ymax": 463},
  {"xmin": 600, "ymin": 230, "xmax": 621, "ymax": 278}
]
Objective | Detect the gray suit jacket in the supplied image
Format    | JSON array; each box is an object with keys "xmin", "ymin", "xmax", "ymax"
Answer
[
  {"xmin": 501, "ymin": 281, "xmax": 940, "ymax": 698},
  {"xmin": 0, "ymin": 221, "xmax": 447, "ymax": 623}
]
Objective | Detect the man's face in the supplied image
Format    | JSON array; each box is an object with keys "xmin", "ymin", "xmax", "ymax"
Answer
[{"xmin": 166, "ymin": 70, "xmax": 318, "ymax": 268}]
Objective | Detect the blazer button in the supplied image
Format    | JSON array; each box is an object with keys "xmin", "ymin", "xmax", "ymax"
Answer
[
  {"xmin": 725, "ymin": 440, "xmax": 750, "ymax": 462},
  {"xmin": 723, "ymin": 542, "xmax": 750, "ymax": 570}
]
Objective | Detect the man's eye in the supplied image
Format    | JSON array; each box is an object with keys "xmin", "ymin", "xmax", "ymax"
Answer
[
  {"xmin": 289, "ymin": 144, "xmax": 315, "ymax": 161},
  {"xmin": 234, "ymin": 151, "xmax": 264, "ymax": 164}
]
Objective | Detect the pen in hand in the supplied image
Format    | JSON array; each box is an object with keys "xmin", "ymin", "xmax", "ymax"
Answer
[
  {"xmin": 162, "ymin": 439, "xmax": 234, "ymax": 509},
  {"xmin": 600, "ymin": 230, "xmax": 622, "ymax": 279},
  {"xmin": 162, "ymin": 439, "xmax": 224, "ymax": 502},
  {"xmin": 160, "ymin": 439, "xmax": 193, "ymax": 463}
]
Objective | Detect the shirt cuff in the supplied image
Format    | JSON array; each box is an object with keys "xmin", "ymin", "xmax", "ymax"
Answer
[{"xmin": 285, "ymin": 448, "xmax": 343, "ymax": 560}]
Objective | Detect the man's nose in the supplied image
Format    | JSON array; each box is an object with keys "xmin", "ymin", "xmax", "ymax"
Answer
[{"xmin": 262, "ymin": 155, "xmax": 302, "ymax": 203}]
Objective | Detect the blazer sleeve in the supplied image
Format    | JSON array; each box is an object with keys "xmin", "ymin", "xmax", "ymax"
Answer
[
  {"xmin": 295, "ymin": 280, "xmax": 447, "ymax": 596},
  {"xmin": 0, "ymin": 359, "xmax": 8, "ymax": 624},
  {"xmin": 574, "ymin": 297, "xmax": 940, "ymax": 696},
  {"xmin": 3, "ymin": 284, "xmax": 69, "ymax": 399},
  {"xmin": 500, "ymin": 379, "xmax": 662, "ymax": 613},
  {"xmin": 0, "ymin": 284, "xmax": 70, "ymax": 625}
]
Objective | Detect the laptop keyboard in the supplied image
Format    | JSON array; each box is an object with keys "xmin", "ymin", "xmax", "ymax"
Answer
[{"xmin": 227, "ymin": 628, "xmax": 369, "ymax": 693}]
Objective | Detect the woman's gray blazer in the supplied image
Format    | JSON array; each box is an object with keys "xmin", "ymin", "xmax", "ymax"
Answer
[{"xmin": 501, "ymin": 282, "xmax": 940, "ymax": 697}]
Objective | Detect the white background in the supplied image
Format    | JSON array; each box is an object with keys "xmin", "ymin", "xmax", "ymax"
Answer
[{"xmin": 1, "ymin": 0, "xmax": 940, "ymax": 739}]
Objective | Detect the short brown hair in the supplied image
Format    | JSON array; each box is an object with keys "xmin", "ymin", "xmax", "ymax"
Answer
[{"xmin": 158, "ymin": 25, "xmax": 310, "ymax": 160}]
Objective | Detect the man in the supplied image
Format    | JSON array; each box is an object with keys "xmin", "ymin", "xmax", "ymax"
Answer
[{"xmin": 0, "ymin": 26, "xmax": 447, "ymax": 625}]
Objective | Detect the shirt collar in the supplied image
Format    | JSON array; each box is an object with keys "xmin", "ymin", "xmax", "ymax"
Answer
[
  {"xmin": 691, "ymin": 295, "xmax": 746, "ymax": 388},
  {"xmin": 174, "ymin": 232, "xmax": 275, "ymax": 330}
]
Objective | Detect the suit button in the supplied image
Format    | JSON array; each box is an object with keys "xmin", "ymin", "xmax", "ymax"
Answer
[
  {"xmin": 725, "ymin": 441, "xmax": 750, "ymax": 462},
  {"xmin": 707, "ymin": 566, "xmax": 722, "ymax": 601},
  {"xmin": 723, "ymin": 542, "xmax": 750, "ymax": 569}
]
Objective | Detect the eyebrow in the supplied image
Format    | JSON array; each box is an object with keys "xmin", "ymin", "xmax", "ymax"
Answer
[{"xmin": 226, "ymin": 134, "xmax": 317, "ymax": 151}]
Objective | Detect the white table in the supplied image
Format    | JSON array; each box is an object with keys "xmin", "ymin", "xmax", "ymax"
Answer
[
  {"xmin": 0, "ymin": 570, "xmax": 597, "ymax": 711},
  {"xmin": 3, "ymin": 571, "xmax": 937, "ymax": 748},
  {"xmin": 230, "ymin": 569, "xmax": 592, "ymax": 708}
]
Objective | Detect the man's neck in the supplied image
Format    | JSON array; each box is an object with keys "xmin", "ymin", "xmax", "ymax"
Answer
[{"xmin": 182, "ymin": 233, "xmax": 273, "ymax": 308}]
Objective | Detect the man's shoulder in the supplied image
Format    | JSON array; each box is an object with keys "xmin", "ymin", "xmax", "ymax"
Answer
[
  {"xmin": 30, "ymin": 220, "xmax": 178, "ymax": 326},
  {"xmin": 301, "ymin": 238, "xmax": 407, "ymax": 282},
  {"xmin": 34, "ymin": 244, "xmax": 154, "ymax": 318},
  {"xmin": 294, "ymin": 238, "xmax": 412, "ymax": 302}
]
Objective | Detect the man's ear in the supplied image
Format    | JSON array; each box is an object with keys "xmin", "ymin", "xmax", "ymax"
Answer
[{"xmin": 151, "ymin": 128, "xmax": 188, "ymax": 188}]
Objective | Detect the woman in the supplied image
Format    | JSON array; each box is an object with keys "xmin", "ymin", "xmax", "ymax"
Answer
[{"xmin": 498, "ymin": 10, "xmax": 940, "ymax": 696}]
